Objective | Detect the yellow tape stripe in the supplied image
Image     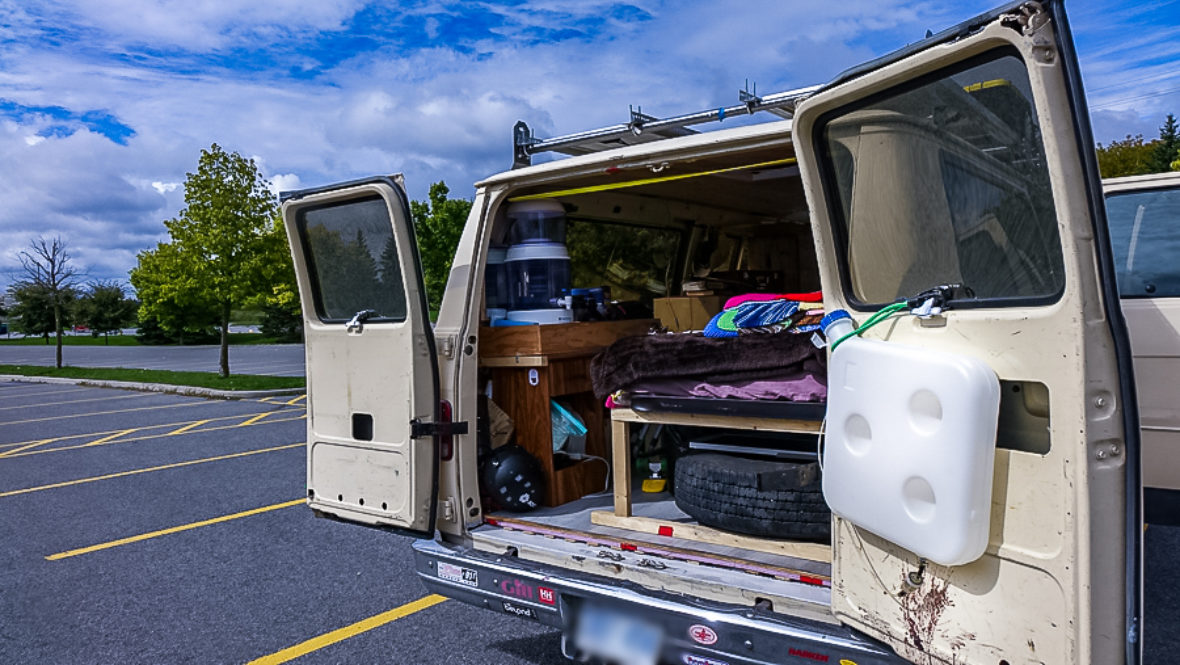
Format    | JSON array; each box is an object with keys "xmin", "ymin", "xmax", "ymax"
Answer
[
  {"xmin": 508, "ymin": 157, "xmax": 797, "ymax": 201},
  {"xmin": 45, "ymin": 498, "xmax": 306, "ymax": 560},
  {"xmin": 245, "ymin": 595, "xmax": 448, "ymax": 665},
  {"xmin": 1, "ymin": 444, "xmax": 302, "ymax": 498}
]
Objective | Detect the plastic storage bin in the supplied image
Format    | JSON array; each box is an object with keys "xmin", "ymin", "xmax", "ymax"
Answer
[
  {"xmin": 506, "ymin": 242, "xmax": 571, "ymax": 310},
  {"xmin": 507, "ymin": 200, "xmax": 567, "ymax": 245},
  {"xmin": 819, "ymin": 310, "xmax": 1001, "ymax": 566}
]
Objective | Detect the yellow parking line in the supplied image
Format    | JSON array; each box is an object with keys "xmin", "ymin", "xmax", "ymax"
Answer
[
  {"xmin": 0, "ymin": 408, "xmax": 302, "ymax": 451},
  {"xmin": 0, "ymin": 400, "xmax": 219, "ymax": 427},
  {"xmin": 164, "ymin": 419, "xmax": 211, "ymax": 436},
  {"xmin": 246, "ymin": 595, "xmax": 448, "ymax": 665},
  {"xmin": 238, "ymin": 412, "xmax": 274, "ymax": 427},
  {"xmin": 0, "ymin": 414, "xmax": 306, "ymax": 459},
  {"xmin": 81, "ymin": 428, "xmax": 137, "ymax": 447},
  {"xmin": 1, "ymin": 443, "xmax": 302, "ymax": 498},
  {"xmin": 0, "ymin": 392, "xmax": 147, "ymax": 412},
  {"xmin": 45, "ymin": 498, "xmax": 306, "ymax": 561},
  {"xmin": 0, "ymin": 440, "xmax": 51, "ymax": 458},
  {"xmin": 284, "ymin": 394, "xmax": 307, "ymax": 406}
]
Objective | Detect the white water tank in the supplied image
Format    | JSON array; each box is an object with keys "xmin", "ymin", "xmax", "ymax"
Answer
[{"xmin": 820, "ymin": 310, "xmax": 1000, "ymax": 566}]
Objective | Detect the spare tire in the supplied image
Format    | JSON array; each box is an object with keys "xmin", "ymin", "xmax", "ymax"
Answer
[{"xmin": 674, "ymin": 453, "xmax": 830, "ymax": 540}]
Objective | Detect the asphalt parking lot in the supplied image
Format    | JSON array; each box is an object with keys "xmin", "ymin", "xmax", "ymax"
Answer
[
  {"xmin": 0, "ymin": 382, "xmax": 566, "ymax": 664},
  {"xmin": 0, "ymin": 343, "xmax": 305, "ymax": 377},
  {"xmin": 2, "ymin": 381, "xmax": 1177, "ymax": 664}
]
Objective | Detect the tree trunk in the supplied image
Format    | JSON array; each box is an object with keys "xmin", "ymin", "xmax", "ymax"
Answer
[
  {"xmin": 219, "ymin": 301, "xmax": 231, "ymax": 378},
  {"xmin": 54, "ymin": 304, "xmax": 63, "ymax": 368}
]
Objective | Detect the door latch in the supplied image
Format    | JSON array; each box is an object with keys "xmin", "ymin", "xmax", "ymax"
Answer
[
  {"xmin": 346, "ymin": 309, "xmax": 377, "ymax": 333},
  {"xmin": 410, "ymin": 419, "xmax": 470, "ymax": 438}
]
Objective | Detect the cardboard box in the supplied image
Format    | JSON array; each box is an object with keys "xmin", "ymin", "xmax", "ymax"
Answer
[{"xmin": 653, "ymin": 296, "xmax": 722, "ymax": 332}]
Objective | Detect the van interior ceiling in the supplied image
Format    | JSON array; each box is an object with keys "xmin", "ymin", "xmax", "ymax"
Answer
[{"xmin": 470, "ymin": 143, "xmax": 837, "ymax": 617}]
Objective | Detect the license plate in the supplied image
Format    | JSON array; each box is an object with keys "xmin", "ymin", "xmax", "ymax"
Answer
[{"xmin": 572, "ymin": 603, "xmax": 662, "ymax": 665}]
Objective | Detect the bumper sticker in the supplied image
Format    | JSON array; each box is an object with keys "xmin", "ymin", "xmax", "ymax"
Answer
[
  {"xmin": 502, "ymin": 601, "xmax": 539, "ymax": 620},
  {"xmin": 437, "ymin": 561, "xmax": 479, "ymax": 587}
]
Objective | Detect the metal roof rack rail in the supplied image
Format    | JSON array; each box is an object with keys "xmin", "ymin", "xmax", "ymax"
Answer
[{"xmin": 511, "ymin": 83, "xmax": 821, "ymax": 168}]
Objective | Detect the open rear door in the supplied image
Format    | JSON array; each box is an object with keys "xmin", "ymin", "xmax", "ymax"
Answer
[
  {"xmin": 282, "ymin": 176, "xmax": 441, "ymax": 537},
  {"xmin": 793, "ymin": 2, "xmax": 1141, "ymax": 663}
]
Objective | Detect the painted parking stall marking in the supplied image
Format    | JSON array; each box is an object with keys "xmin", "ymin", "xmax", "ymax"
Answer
[{"xmin": 45, "ymin": 498, "xmax": 305, "ymax": 560}]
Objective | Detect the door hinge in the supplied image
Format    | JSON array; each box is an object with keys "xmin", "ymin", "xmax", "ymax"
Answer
[
  {"xmin": 440, "ymin": 498, "xmax": 457, "ymax": 522},
  {"xmin": 439, "ymin": 335, "xmax": 457, "ymax": 359},
  {"xmin": 410, "ymin": 419, "xmax": 470, "ymax": 438}
]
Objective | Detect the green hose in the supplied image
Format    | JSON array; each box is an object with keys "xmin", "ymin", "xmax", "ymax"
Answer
[{"xmin": 829, "ymin": 301, "xmax": 910, "ymax": 352}]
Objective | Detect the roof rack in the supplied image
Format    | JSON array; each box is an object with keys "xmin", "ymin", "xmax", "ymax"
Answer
[{"xmin": 512, "ymin": 84, "xmax": 821, "ymax": 168}]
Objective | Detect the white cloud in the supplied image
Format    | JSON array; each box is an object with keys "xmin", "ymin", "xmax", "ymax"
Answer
[{"xmin": 1, "ymin": 0, "xmax": 1171, "ymax": 293}]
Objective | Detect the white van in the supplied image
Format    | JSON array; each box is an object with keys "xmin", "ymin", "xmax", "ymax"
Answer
[
  {"xmin": 281, "ymin": 2, "xmax": 1145, "ymax": 663},
  {"xmin": 1105, "ymin": 172, "xmax": 1180, "ymax": 525}
]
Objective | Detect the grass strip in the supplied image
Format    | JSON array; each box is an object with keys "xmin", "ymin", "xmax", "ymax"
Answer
[{"xmin": 0, "ymin": 365, "xmax": 305, "ymax": 391}]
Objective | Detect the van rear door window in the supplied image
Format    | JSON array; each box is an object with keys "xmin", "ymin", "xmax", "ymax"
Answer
[
  {"xmin": 818, "ymin": 51, "xmax": 1065, "ymax": 306},
  {"xmin": 296, "ymin": 195, "xmax": 407, "ymax": 323}
]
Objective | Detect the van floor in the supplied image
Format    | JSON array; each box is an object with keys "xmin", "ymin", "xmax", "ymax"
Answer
[{"xmin": 477, "ymin": 488, "xmax": 835, "ymax": 621}]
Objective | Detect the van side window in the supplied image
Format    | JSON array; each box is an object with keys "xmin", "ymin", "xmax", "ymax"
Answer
[
  {"xmin": 818, "ymin": 50, "xmax": 1065, "ymax": 306},
  {"xmin": 1105, "ymin": 186, "xmax": 1180, "ymax": 298},
  {"xmin": 296, "ymin": 195, "xmax": 407, "ymax": 322}
]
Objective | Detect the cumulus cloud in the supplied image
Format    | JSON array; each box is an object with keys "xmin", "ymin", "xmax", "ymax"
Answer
[{"xmin": 0, "ymin": 0, "xmax": 1176, "ymax": 290}]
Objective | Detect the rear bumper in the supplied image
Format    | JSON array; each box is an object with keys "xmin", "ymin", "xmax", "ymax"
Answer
[{"xmin": 413, "ymin": 538, "xmax": 904, "ymax": 665}]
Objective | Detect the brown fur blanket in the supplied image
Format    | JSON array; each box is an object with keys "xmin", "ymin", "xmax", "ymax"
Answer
[{"xmin": 590, "ymin": 332, "xmax": 825, "ymax": 400}]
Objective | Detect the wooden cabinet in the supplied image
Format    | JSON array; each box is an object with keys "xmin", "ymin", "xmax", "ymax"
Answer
[{"xmin": 481, "ymin": 320, "xmax": 655, "ymax": 507}]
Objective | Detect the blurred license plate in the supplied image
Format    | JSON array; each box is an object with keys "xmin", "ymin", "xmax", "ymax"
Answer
[{"xmin": 572, "ymin": 603, "xmax": 662, "ymax": 665}]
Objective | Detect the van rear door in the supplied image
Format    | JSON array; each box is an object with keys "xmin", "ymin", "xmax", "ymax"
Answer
[
  {"xmin": 282, "ymin": 176, "xmax": 442, "ymax": 537},
  {"xmin": 793, "ymin": 2, "xmax": 1141, "ymax": 663}
]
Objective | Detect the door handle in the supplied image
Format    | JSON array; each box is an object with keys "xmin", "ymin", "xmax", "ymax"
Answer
[{"xmin": 346, "ymin": 309, "xmax": 377, "ymax": 333}]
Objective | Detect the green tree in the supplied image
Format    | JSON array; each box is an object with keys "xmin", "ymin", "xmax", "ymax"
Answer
[
  {"xmin": 76, "ymin": 281, "xmax": 138, "ymax": 344},
  {"xmin": 8, "ymin": 282, "xmax": 58, "ymax": 342},
  {"xmin": 1096, "ymin": 134, "xmax": 1156, "ymax": 178},
  {"xmin": 1150, "ymin": 113, "xmax": 1180, "ymax": 173},
  {"xmin": 132, "ymin": 144, "xmax": 278, "ymax": 375},
  {"xmin": 411, "ymin": 182, "xmax": 470, "ymax": 313},
  {"xmin": 131, "ymin": 241, "xmax": 219, "ymax": 345},
  {"xmin": 11, "ymin": 237, "xmax": 80, "ymax": 366},
  {"xmin": 251, "ymin": 216, "xmax": 303, "ymax": 342}
]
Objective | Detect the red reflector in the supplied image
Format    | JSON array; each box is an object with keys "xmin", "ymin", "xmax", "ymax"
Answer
[
  {"xmin": 605, "ymin": 166, "xmax": 620, "ymax": 174},
  {"xmin": 657, "ymin": 525, "xmax": 674, "ymax": 537},
  {"xmin": 799, "ymin": 575, "xmax": 825, "ymax": 586},
  {"xmin": 620, "ymin": 543, "xmax": 638, "ymax": 551},
  {"xmin": 439, "ymin": 400, "xmax": 454, "ymax": 461},
  {"xmin": 485, "ymin": 517, "xmax": 500, "ymax": 526}
]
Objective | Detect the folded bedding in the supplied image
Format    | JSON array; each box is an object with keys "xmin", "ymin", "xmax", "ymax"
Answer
[{"xmin": 590, "ymin": 329, "xmax": 826, "ymax": 401}]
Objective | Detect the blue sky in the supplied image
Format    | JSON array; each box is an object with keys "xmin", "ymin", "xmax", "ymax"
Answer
[{"xmin": 1, "ymin": 0, "xmax": 1179, "ymax": 289}]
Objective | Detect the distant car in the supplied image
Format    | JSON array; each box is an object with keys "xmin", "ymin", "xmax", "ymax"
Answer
[{"xmin": 73, "ymin": 325, "xmax": 89, "ymax": 333}]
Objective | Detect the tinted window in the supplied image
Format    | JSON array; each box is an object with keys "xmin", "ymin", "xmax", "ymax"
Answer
[
  {"xmin": 1106, "ymin": 186, "xmax": 1180, "ymax": 298},
  {"xmin": 819, "ymin": 52, "xmax": 1065, "ymax": 305},
  {"xmin": 297, "ymin": 195, "xmax": 407, "ymax": 322},
  {"xmin": 566, "ymin": 220, "xmax": 683, "ymax": 305}
]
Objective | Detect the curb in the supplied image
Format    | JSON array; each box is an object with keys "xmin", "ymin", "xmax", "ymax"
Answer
[{"xmin": 0, "ymin": 374, "xmax": 305, "ymax": 400}]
